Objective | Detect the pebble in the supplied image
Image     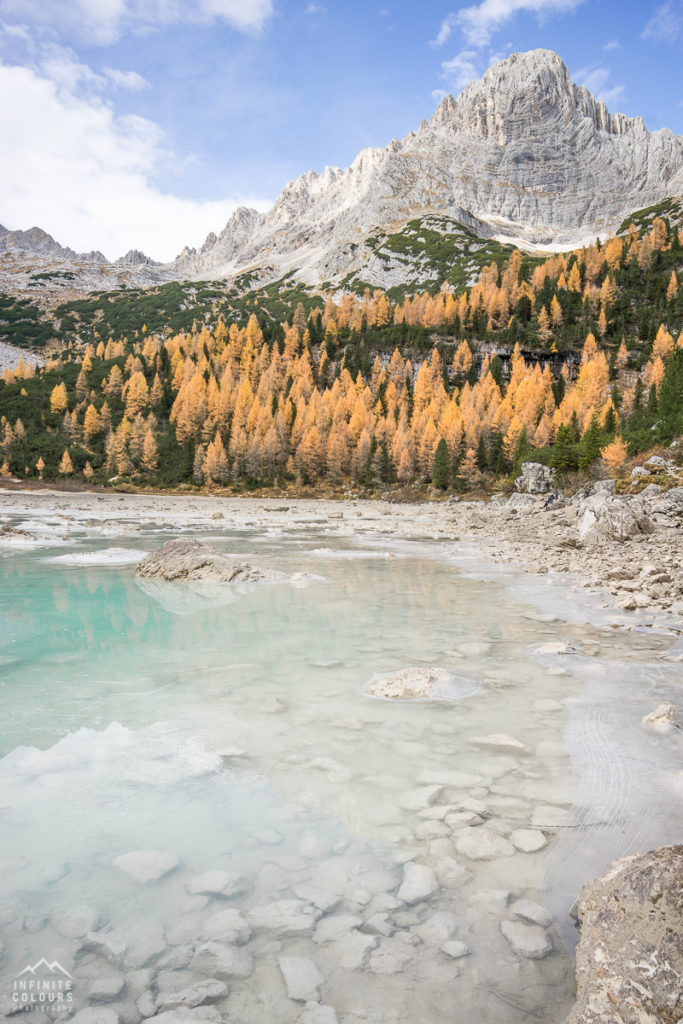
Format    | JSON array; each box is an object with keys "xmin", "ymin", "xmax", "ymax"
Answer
[{"xmin": 441, "ymin": 940, "xmax": 471, "ymax": 959}]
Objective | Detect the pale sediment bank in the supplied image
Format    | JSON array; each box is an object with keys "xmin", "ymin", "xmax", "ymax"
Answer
[{"xmin": 1, "ymin": 485, "xmax": 681, "ymax": 628}]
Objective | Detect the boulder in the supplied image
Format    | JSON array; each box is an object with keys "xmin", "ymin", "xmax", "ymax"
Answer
[
  {"xmin": 514, "ymin": 462, "xmax": 555, "ymax": 495},
  {"xmin": 566, "ymin": 845, "xmax": 683, "ymax": 1024},
  {"xmin": 577, "ymin": 494, "xmax": 654, "ymax": 546},
  {"xmin": 641, "ymin": 702, "xmax": 680, "ymax": 733},
  {"xmin": 135, "ymin": 539, "xmax": 285, "ymax": 584}
]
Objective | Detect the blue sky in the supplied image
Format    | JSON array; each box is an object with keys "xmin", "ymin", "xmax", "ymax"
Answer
[{"xmin": 0, "ymin": 0, "xmax": 681, "ymax": 261}]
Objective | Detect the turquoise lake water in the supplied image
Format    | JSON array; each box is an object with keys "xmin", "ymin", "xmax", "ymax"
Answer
[{"xmin": 1, "ymin": 527, "xmax": 681, "ymax": 1023}]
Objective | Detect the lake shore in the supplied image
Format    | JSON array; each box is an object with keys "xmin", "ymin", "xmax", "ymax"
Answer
[{"xmin": 1, "ymin": 483, "xmax": 681, "ymax": 629}]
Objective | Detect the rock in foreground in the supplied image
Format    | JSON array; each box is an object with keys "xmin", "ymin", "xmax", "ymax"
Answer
[
  {"xmin": 566, "ymin": 845, "xmax": 683, "ymax": 1024},
  {"xmin": 135, "ymin": 539, "xmax": 286, "ymax": 584},
  {"xmin": 366, "ymin": 667, "xmax": 479, "ymax": 700}
]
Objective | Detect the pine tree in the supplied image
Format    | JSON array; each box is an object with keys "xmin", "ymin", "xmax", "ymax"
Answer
[
  {"xmin": 432, "ymin": 438, "xmax": 449, "ymax": 490},
  {"xmin": 59, "ymin": 450, "xmax": 73, "ymax": 475},
  {"xmin": 579, "ymin": 413, "xmax": 601, "ymax": 470}
]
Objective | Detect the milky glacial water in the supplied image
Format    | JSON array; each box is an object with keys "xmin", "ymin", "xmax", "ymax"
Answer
[{"xmin": 0, "ymin": 527, "xmax": 682, "ymax": 1024}]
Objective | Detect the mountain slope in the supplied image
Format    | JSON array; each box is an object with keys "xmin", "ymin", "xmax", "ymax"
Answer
[{"xmin": 174, "ymin": 49, "xmax": 682, "ymax": 288}]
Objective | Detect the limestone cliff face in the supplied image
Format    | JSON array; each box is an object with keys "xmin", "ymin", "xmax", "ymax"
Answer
[
  {"xmin": 173, "ymin": 49, "xmax": 683, "ymax": 286},
  {"xmin": 3, "ymin": 49, "xmax": 682, "ymax": 295}
]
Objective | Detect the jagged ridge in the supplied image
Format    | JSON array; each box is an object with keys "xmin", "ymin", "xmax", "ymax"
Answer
[{"xmin": 174, "ymin": 49, "xmax": 682, "ymax": 287}]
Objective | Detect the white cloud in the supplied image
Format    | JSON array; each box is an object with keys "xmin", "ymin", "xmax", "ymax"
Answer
[
  {"xmin": 0, "ymin": 0, "xmax": 273, "ymax": 46},
  {"xmin": 603, "ymin": 38, "xmax": 620, "ymax": 51},
  {"xmin": 440, "ymin": 49, "xmax": 481, "ymax": 92},
  {"xmin": 433, "ymin": 13, "xmax": 457, "ymax": 45},
  {"xmin": 104, "ymin": 67, "xmax": 150, "ymax": 90},
  {"xmin": 0, "ymin": 59, "xmax": 271, "ymax": 261},
  {"xmin": 574, "ymin": 64, "xmax": 624, "ymax": 107},
  {"xmin": 642, "ymin": 1, "xmax": 683, "ymax": 41},
  {"xmin": 36, "ymin": 45, "xmax": 150, "ymax": 95},
  {"xmin": 434, "ymin": 0, "xmax": 583, "ymax": 49}
]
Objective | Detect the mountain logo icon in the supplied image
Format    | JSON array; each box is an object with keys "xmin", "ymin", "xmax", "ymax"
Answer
[{"xmin": 16, "ymin": 959, "xmax": 74, "ymax": 980}]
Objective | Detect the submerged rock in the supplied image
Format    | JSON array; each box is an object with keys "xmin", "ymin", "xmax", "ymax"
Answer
[
  {"xmin": 135, "ymin": 539, "xmax": 286, "ymax": 584},
  {"xmin": 397, "ymin": 863, "xmax": 438, "ymax": 904},
  {"xmin": 567, "ymin": 845, "xmax": 683, "ymax": 1024},
  {"xmin": 641, "ymin": 702, "xmax": 680, "ymax": 733},
  {"xmin": 112, "ymin": 851, "xmax": 179, "ymax": 885},
  {"xmin": 366, "ymin": 666, "xmax": 479, "ymax": 700},
  {"xmin": 278, "ymin": 956, "xmax": 324, "ymax": 1002},
  {"xmin": 501, "ymin": 919, "xmax": 552, "ymax": 959}
]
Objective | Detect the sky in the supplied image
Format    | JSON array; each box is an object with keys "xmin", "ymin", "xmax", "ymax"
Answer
[{"xmin": 0, "ymin": 0, "xmax": 681, "ymax": 262}]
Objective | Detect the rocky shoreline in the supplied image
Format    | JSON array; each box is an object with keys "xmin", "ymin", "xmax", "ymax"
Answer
[{"xmin": 1, "ymin": 472, "xmax": 681, "ymax": 627}]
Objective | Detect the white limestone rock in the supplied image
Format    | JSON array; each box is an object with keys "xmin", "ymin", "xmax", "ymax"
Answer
[
  {"xmin": 642, "ymin": 703, "xmax": 680, "ymax": 733},
  {"xmin": 112, "ymin": 851, "xmax": 179, "ymax": 885},
  {"xmin": 455, "ymin": 829, "xmax": 515, "ymax": 860},
  {"xmin": 246, "ymin": 900, "xmax": 321, "ymax": 937},
  {"xmin": 156, "ymin": 980, "xmax": 228, "ymax": 1011},
  {"xmin": 510, "ymin": 899, "xmax": 553, "ymax": 928},
  {"xmin": 51, "ymin": 906, "xmax": 104, "ymax": 938},
  {"xmin": 278, "ymin": 956, "xmax": 324, "ymax": 1002},
  {"xmin": 313, "ymin": 914, "xmax": 362, "ymax": 944},
  {"xmin": 515, "ymin": 463, "xmax": 555, "ymax": 495},
  {"xmin": 510, "ymin": 828, "xmax": 548, "ymax": 853},
  {"xmin": 202, "ymin": 909, "xmax": 252, "ymax": 945},
  {"xmin": 441, "ymin": 940, "xmax": 471, "ymax": 959},
  {"xmin": 143, "ymin": 1010, "xmax": 222, "ymax": 1024},
  {"xmin": 298, "ymin": 1004, "xmax": 339, "ymax": 1024},
  {"xmin": 397, "ymin": 863, "xmax": 438, "ymax": 904},
  {"xmin": 190, "ymin": 941, "xmax": 253, "ymax": 979},
  {"xmin": 470, "ymin": 733, "xmax": 532, "ymax": 754},
  {"xmin": 135, "ymin": 539, "xmax": 286, "ymax": 584},
  {"xmin": 185, "ymin": 871, "xmax": 248, "ymax": 898},
  {"xmin": 500, "ymin": 920, "xmax": 552, "ymax": 959},
  {"xmin": 89, "ymin": 975, "xmax": 126, "ymax": 1003}
]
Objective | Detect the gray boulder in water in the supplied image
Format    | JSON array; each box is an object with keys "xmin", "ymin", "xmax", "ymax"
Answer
[
  {"xmin": 514, "ymin": 462, "xmax": 555, "ymax": 494},
  {"xmin": 566, "ymin": 845, "xmax": 683, "ymax": 1024},
  {"xmin": 135, "ymin": 539, "xmax": 286, "ymax": 584}
]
